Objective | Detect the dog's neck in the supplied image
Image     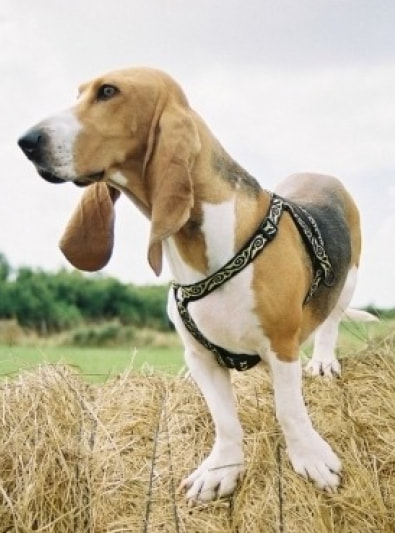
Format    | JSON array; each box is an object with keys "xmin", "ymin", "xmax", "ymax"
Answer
[
  {"xmin": 164, "ymin": 147, "xmax": 271, "ymax": 284},
  {"xmin": 108, "ymin": 131, "xmax": 271, "ymax": 285}
]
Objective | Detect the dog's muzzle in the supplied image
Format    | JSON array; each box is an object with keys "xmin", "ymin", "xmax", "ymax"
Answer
[{"xmin": 18, "ymin": 128, "xmax": 104, "ymax": 187}]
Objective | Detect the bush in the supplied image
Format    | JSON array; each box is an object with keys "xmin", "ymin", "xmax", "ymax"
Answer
[
  {"xmin": 0, "ymin": 254, "xmax": 172, "ymax": 333},
  {"xmin": 67, "ymin": 322, "xmax": 136, "ymax": 347}
]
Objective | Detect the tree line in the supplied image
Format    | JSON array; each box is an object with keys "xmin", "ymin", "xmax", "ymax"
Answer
[
  {"xmin": 0, "ymin": 253, "xmax": 170, "ymax": 333},
  {"xmin": 0, "ymin": 253, "xmax": 392, "ymax": 335}
]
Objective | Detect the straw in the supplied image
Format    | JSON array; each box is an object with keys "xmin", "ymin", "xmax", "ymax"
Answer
[{"xmin": 0, "ymin": 336, "xmax": 394, "ymax": 532}]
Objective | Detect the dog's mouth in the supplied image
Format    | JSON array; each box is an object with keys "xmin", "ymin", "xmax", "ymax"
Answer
[{"xmin": 38, "ymin": 169, "xmax": 105, "ymax": 188}]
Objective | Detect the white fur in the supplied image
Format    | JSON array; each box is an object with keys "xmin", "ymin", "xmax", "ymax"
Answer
[
  {"xmin": 166, "ymin": 198, "xmax": 269, "ymax": 355},
  {"xmin": 187, "ymin": 270, "xmax": 268, "ymax": 356},
  {"xmin": 269, "ymin": 353, "xmax": 341, "ymax": 491},
  {"xmin": 201, "ymin": 199, "xmax": 235, "ymax": 270},
  {"xmin": 306, "ymin": 266, "xmax": 358, "ymax": 377},
  {"xmin": 163, "ymin": 237, "xmax": 202, "ymax": 284},
  {"xmin": 167, "ymin": 198, "xmax": 348, "ymax": 501},
  {"xmin": 164, "ymin": 199, "xmax": 237, "ymax": 284},
  {"xmin": 109, "ymin": 170, "xmax": 128, "ymax": 187},
  {"xmin": 167, "ymin": 199, "xmax": 269, "ymax": 501},
  {"xmin": 40, "ymin": 109, "xmax": 81, "ymax": 179},
  {"xmin": 179, "ymin": 347, "xmax": 244, "ymax": 502}
]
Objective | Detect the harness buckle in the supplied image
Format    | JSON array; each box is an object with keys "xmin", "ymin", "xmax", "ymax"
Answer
[
  {"xmin": 173, "ymin": 283, "xmax": 185, "ymax": 304},
  {"xmin": 261, "ymin": 218, "xmax": 278, "ymax": 239}
]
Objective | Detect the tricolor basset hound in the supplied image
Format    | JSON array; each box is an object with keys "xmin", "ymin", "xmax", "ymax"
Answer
[{"xmin": 18, "ymin": 67, "xmax": 374, "ymax": 503}]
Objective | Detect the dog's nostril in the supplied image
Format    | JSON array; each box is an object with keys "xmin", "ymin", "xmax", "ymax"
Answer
[{"xmin": 18, "ymin": 130, "xmax": 43, "ymax": 160}]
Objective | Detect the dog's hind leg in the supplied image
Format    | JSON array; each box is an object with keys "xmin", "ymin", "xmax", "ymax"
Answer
[{"xmin": 306, "ymin": 266, "xmax": 358, "ymax": 377}]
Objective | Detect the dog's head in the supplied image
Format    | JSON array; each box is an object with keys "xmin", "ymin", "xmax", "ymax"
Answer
[{"xmin": 18, "ymin": 68, "xmax": 201, "ymax": 274}]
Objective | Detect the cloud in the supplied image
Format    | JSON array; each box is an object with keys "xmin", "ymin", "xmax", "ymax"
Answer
[
  {"xmin": 185, "ymin": 64, "xmax": 395, "ymax": 184},
  {"xmin": 2, "ymin": 0, "xmax": 395, "ymax": 307}
]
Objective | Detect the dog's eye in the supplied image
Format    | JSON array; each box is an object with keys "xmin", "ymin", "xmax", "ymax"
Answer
[{"xmin": 96, "ymin": 84, "xmax": 119, "ymax": 101}]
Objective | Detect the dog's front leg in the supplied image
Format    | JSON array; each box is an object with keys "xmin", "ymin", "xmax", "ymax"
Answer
[
  {"xmin": 269, "ymin": 353, "xmax": 341, "ymax": 491},
  {"xmin": 179, "ymin": 348, "xmax": 245, "ymax": 503}
]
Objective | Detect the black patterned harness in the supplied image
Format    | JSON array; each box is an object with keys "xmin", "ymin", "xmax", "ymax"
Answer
[{"xmin": 172, "ymin": 192, "xmax": 335, "ymax": 371}]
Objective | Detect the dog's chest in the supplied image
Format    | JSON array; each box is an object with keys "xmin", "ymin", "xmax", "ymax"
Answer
[
  {"xmin": 167, "ymin": 264, "xmax": 269, "ymax": 357},
  {"xmin": 165, "ymin": 198, "xmax": 270, "ymax": 357}
]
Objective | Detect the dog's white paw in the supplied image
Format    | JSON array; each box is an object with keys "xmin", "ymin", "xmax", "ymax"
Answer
[
  {"xmin": 305, "ymin": 357, "xmax": 341, "ymax": 377},
  {"xmin": 287, "ymin": 433, "xmax": 342, "ymax": 492},
  {"xmin": 179, "ymin": 446, "xmax": 244, "ymax": 503}
]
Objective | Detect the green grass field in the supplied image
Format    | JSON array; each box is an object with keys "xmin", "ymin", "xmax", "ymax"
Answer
[
  {"xmin": 0, "ymin": 343, "xmax": 184, "ymax": 383},
  {"xmin": 0, "ymin": 318, "xmax": 393, "ymax": 383}
]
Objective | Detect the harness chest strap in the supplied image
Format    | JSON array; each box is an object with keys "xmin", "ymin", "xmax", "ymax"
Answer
[{"xmin": 173, "ymin": 193, "xmax": 334, "ymax": 371}]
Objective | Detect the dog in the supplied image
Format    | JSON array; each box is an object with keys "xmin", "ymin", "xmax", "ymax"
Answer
[{"xmin": 18, "ymin": 67, "xmax": 374, "ymax": 503}]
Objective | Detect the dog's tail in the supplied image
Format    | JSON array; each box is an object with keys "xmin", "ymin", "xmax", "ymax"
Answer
[{"xmin": 342, "ymin": 308, "xmax": 379, "ymax": 322}]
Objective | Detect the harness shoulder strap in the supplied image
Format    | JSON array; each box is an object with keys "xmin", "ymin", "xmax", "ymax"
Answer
[
  {"xmin": 176, "ymin": 193, "xmax": 285, "ymax": 304},
  {"xmin": 173, "ymin": 193, "xmax": 285, "ymax": 371},
  {"xmin": 281, "ymin": 199, "xmax": 335, "ymax": 303}
]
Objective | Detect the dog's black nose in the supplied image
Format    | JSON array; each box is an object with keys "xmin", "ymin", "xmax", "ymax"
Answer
[{"xmin": 18, "ymin": 129, "xmax": 44, "ymax": 161}]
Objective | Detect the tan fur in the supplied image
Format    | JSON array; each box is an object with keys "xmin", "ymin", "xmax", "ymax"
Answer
[
  {"xmin": 51, "ymin": 68, "xmax": 359, "ymax": 363},
  {"xmin": 252, "ymin": 213, "xmax": 311, "ymax": 360},
  {"xmin": 275, "ymin": 173, "xmax": 361, "ymax": 270},
  {"xmin": 20, "ymin": 67, "xmax": 366, "ymax": 496},
  {"xmin": 171, "ymin": 206, "xmax": 208, "ymax": 276},
  {"xmin": 70, "ymin": 69, "xmax": 201, "ymax": 274},
  {"xmin": 59, "ymin": 183, "xmax": 120, "ymax": 271}
]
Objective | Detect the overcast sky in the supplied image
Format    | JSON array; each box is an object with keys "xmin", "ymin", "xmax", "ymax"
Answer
[{"xmin": 1, "ymin": 0, "xmax": 395, "ymax": 307}]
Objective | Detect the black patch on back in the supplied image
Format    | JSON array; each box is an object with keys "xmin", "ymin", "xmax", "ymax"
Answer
[
  {"xmin": 297, "ymin": 197, "xmax": 351, "ymax": 293},
  {"xmin": 212, "ymin": 150, "xmax": 261, "ymax": 197}
]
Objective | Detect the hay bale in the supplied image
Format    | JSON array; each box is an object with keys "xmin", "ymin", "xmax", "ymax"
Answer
[{"xmin": 0, "ymin": 340, "xmax": 394, "ymax": 532}]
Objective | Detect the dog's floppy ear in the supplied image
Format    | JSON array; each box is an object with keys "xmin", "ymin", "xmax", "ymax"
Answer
[
  {"xmin": 59, "ymin": 182, "xmax": 120, "ymax": 271},
  {"xmin": 145, "ymin": 102, "xmax": 201, "ymax": 275}
]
